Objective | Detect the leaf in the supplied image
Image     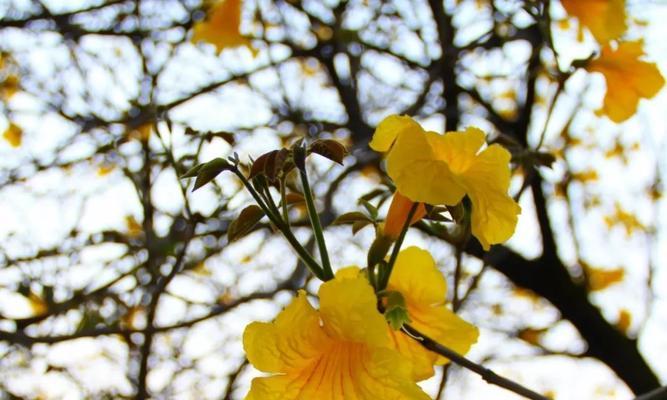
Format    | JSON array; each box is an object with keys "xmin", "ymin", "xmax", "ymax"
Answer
[
  {"xmin": 228, "ymin": 205, "xmax": 265, "ymax": 242},
  {"xmin": 332, "ymin": 211, "xmax": 373, "ymax": 225},
  {"xmin": 358, "ymin": 199, "xmax": 378, "ymax": 219},
  {"xmin": 308, "ymin": 139, "xmax": 347, "ymax": 165},
  {"xmin": 382, "ymin": 291, "xmax": 411, "ymax": 331},
  {"xmin": 192, "ymin": 158, "xmax": 233, "ymax": 191},
  {"xmin": 423, "ymin": 205, "xmax": 453, "ymax": 222},
  {"xmin": 249, "ymin": 150, "xmax": 277, "ymax": 180},
  {"xmin": 181, "ymin": 163, "xmax": 204, "ymax": 178},
  {"xmin": 352, "ymin": 220, "xmax": 373, "ymax": 235},
  {"xmin": 265, "ymin": 148, "xmax": 291, "ymax": 181},
  {"xmin": 283, "ymin": 192, "xmax": 305, "ymax": 206}
]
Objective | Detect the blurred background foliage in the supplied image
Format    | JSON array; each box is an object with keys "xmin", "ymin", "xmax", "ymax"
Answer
[{"xmin": 0, "ymin": 0, "xmax": 666, "ymax": 399}]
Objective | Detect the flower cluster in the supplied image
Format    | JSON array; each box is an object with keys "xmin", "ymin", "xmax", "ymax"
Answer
[
  {"xmin": 370, "ymin": 115, "xmax": 521, "ymax": 250},
  {"xmin": 243, "ymin": 248, "xmax": 478, "ymax": 399},
  {"xmin": 561, "ymin": 0, "xmax": 664, "ymax": 122}
]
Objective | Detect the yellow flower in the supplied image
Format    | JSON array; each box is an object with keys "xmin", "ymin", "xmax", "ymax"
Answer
[
  {"xmin": 561, "ymin": 0, "xmax": 626, "ymax": 43},
  {"xmin": 370, "ymin": 115, "xmax": 521, "ymax": 250},
  {"xmin": 243, "ymin": 268, "xmax": 430, "ymax": 400},
  {"xmin": 587, "ymin": 41, "xmax": 665, "ymax": 123},
  {"xmin": 387, "ymin": 247, "xmax": 479, "ymax": 380},
  {"xmin": 191, "ymin": 0, "xmax": 253, "ymax": 54},
  {"xmin": 1, "ymin": 74, "xmax": 19, "ymax": 100},
  {"xmin": 2, "ymin": 122, "xmax": 22, "ymax": 147}
]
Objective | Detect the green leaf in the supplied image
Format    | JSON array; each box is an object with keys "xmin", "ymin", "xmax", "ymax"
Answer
[
  {"xmin": 367, "ymin": 234, "xmax": 393, "ymax": 269},
  {"xmin": 180, "ymin": 163, "xmax": 204, "ymax": 178},
  {"xmin": 359, "ymin": 199, "xmax": 378, "ymax": 220},
  {"xmin": 228, "ymin": 205, "xmax": 266, "ymax": 242},
  {"xmin": 352, "ymin": 220, "xmax": 373, "ymax": 235},
  {"xmin": 382, "ymin": 291, "xmax": 411, "ymax": 330},
  {"xmin": 192, "ymin": 158, "xmax": 233, "ymax": 191},
  {"xmin": 385, "ymin": 305, "xmax": 411, "ymax": 330},
  {"xmin": 332, "ymin": 211, "xmax": 372, "ymax": 225}
]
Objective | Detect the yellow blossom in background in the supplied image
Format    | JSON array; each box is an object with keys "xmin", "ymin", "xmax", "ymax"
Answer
[
  {"xmin": 191, "ymin": 0, "xmax": 253, "ymax": 54},
  {"xmin": 561, "ymin": 0, "xmax": 626, "ymax": 43},
  {"xmin": 604, "ymin": 203, "xmax": 645, "ymax": 235},
  {"xmin": 97, "ymin": 162, "xmax": 115, "ymax": 176},
  {"xmin": 2, "ymin": 122, "xmax": 22, "ymax": 147},
  {"xmin": 127, "ymin": 122, "xmax": 152, "ymax": 142},
  {"xmin": 370, "ymin": 115, "xmax": 521, "ymax": 250},
  {"xmin": 616, "ymin": 309, "xmax": 631, "ymax": 334},
  {"xmin": 125, "ymin": 215, "xmax": 143, "ymax": 238},
  {"xmin": 242, "ymin": 267, "xmax": 430, "ymax": 400},
  {"xmin": 587, "ymin": 41, "xmax": 665, "ymax": 123},
  {"xmin": 582, "ymin": 260, "xmax": 625, "ymax": 291},
  {"xmin": 1, "ymin": 74, "xmax": 19, "ymax": 100},
  {"xmin": 386, "ymin": 247, "xmax": 479, "ymax": 380}
]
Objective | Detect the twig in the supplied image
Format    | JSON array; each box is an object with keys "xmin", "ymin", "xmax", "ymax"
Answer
[
  {"xmin": 634, "ymin": 386, "xmax": 667, "ymax": 400},
  {"xmin": 403, "ymin": 324, "xmax": 550, "ymax": 400}
]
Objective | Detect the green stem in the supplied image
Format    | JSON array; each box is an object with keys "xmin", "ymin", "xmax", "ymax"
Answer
[
  {"xmin": 299, "ymin": 166, "xmax": 334, "ymax": 280},
  {"xmin": 378, "ymin": 203, "xmax": 419, "ymax": 290},
  {"xmin": 280, "ymin": 178, "xmax": 290, "ymax": 228},
  {"xmin": 233, "ymin": 169, "xmax": 327, "ymax": 280}
]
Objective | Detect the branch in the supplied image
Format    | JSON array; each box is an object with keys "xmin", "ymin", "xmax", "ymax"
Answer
[
  {"xmin": 634, "ymin": 386, "xmax": 667, "ymax": 400},
  {"xmin": 403, "ymin": 324, "xmax": 549, "ymax": 400}
]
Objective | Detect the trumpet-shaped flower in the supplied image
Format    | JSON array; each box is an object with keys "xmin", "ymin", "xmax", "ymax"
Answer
[
  {"xmin": 561, "ymin": 0, "xmax": 626, "ymax": 43},
  {"xmin": 383, "ymin": 191, "xmax": 427, "ymax": 240},
  {"xmin": 370, "ymin": 115, "xmax": 520, "ymax": 250},
  {"xmin": 587, "ymin": 41, "xmax": 665, "ymax": 123},
  {"xmin": 387, "ymin": 247, "xmax": 479, "ymax": 380},
  {"xmin": 191, "ymin": 0, "xmax": 253, "ymax": 54},
  {"xmin": 243, "ymin": 268, "xmax": 430, "ymax": 400}
]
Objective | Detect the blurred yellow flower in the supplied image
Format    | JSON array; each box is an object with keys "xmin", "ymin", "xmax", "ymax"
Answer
[
  {"xmin": 370, "ymin": 115, "xmax": 521, "ymax": 250},
  {"xmin": 587, "ymin": 41, "xmax": 665, "ymax": 123},
  {"xmin": 561, "ymin": 0, "xmax": 626, "ymax": 43},
  {"xmin": 1, "ymin": 74, "xmax": 19, "ymax": 100},
  {"xmin": 191, "ymin": 0, "xmax": 253, "ymax": 54},
  {"xmin": 2, "ymin": 122, "xmax": 22, "ymax": 147},
  {"xmin": 243, "ymin": 267, "xmax": 429, "ymax": 400},
  {"xmin": 386, "ymin": 247, "xmax": 479, "ymax": 380}
]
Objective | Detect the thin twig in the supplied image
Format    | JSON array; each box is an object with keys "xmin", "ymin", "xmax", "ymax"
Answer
[{"xmin": 403, "ymin": 324, "xmax": 549, "ymax": 400}]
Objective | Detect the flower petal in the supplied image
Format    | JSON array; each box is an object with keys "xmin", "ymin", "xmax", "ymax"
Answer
[
  {"xmin": 243, "ymin": 291, "xmax": 329, "ymax": 373},
  {"xmin": 409, "ymin": 305, "xmax": 479, "ymax": 366},
  {"xmin": 388, "ymin": 246, "xmax": 446, "ymax": 306},
  {"xmin": 461, "ymin": 144, "xmax": 521, "ymax": 250},
  {"xmin": 369, "ymin": 115, "xmax": 421, "ymax": 152},
  {"xmin": 245, "ymin": 344, "xmax": 430, "ymax": 400},
  {"xmin": 319, "ymin": 268, "xmax": 389, "ymax": 345},
  {"xmin": 561, "ymin": 0, "xmax": 626, "ymax": 43},
  {"xmin": 387, "ymin": 247, "xmax": 479, "ymax": 379},
  {"xmin": 587, "ymin": 41, "xmax": 665, "ymax": 123},
  {"xmin": 426, "ymin": 127, "xmax": 487, "ymax": 174},
  {"xmin": 191, "ymin": 0, "xmax": 253, "ymax": 53},
  {"xmin": 387, "ymin": 128, "xmax": 465, "ymax": 205}
]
